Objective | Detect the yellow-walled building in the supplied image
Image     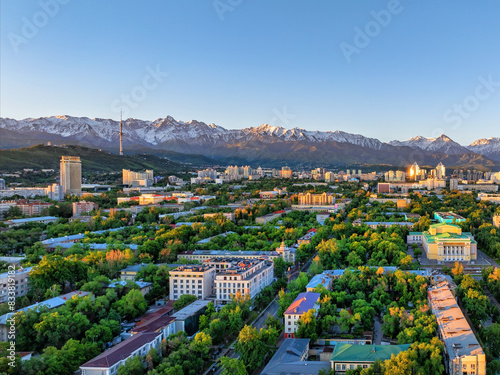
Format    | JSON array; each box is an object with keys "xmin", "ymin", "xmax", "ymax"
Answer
[{"xmin": 408, "ymin": 223, "xmax": 477, "ymax": 262}]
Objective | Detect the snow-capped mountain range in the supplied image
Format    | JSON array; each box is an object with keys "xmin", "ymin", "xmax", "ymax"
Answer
[{"xmin": 0, "ymin": 115, "xmax": 498, "ymax": 165}]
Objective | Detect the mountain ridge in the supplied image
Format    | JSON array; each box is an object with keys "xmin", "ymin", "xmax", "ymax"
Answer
[{"xmin": 1, "ymin": 115, "xmax": 498, "ymax": 168}]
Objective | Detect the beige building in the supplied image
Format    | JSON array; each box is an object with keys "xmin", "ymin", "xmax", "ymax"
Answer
[
  {"xmin": 72, "ymin": 201, "xmax": 98, "ymax": 216},
  {"xmin": 60, "ymin": 156, "xmax": 82, "ymax": 195},
  {"xmin": 122, "ymin": 169, "xmax": 153, "ymax": 187},
  {"xmin": 428, "ymin": 280, "xmax": 486, "ymax": 375},
  {"xmin": 281, "ymin": 166, "xmax": 293, "ymax": 179},
  {"xmin": 494, "ymin": 214, "xmax": 500, "ymax": 228},
  {"xmin": 275, "ymin": 241, "xmax": 296, "ymax": 263},
  {"xmin": 298, "ymin": 192, "xmax": 334, "ymax": 206},
  {"xmin": 409, "ymin": 223, "xmax": 477, "ymax": 262},
  {"xmin": 214, "ymin": 258, "xmax": 274, "ymax": 303},
  {"xmin": 169, "ymin": 264, "xmax": 216, "ymax": 300}
]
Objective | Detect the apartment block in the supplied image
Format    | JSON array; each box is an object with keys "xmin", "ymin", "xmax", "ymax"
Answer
[
  {"xmin": 122, "ymin": 169, "xmax": 153, "ymax": 187},
  {"xmin": 72, "ymin": 201, "xmax": 99, "ymax": 216},
  {"xmin": 169, "ymin": 264, "xmax": 216, "ymax": 300},
  {"xmin": 428, "ymin": 280, "xmax": 486, "ymax": 375},
  {"xmin": 214, "ymin": 258, "xmax": 274, "ymax": 303},
  {"xmin": 298, "ymin": 192, "xmax": 334, "ymax": 206},
  {"xmin": 284, "ymin": 292, "xmax": 321, "ymax": 338},
  {"xmin": 0, "ymin": 266, "xmax": 33, "ymax": 304}
]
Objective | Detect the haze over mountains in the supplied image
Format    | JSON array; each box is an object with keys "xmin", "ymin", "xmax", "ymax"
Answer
[{"xmin": 1, "ymin": 116, "xmax": 499, "ymax": 168}]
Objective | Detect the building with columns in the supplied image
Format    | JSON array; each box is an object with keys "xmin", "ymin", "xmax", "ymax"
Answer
[
  {"xmin": 407, "ymin": 223, "xmax": 477, "ymax": 262},
  {"xmin": 298, "ymin": 192, "xmax": 334, "ymax": 206}
]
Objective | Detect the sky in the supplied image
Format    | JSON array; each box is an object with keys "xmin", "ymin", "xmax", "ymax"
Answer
[{"xmin": 1, "ymin": 0, "xmax": 499, "ymax": 145}]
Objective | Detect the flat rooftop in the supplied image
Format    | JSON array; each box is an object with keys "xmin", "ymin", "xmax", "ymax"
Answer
[
  {"xmin": 428, "ymin": 281, "xmax": 484, "ymax": 359},
  {"xmin": 171, "ymin": 300, "xmax": 210, "ymax": 321}
]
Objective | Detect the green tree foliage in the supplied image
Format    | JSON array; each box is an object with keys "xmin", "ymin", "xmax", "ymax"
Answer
[
  {"xmin": 113, "ymin": 289, "xmax": 148, "ymax": 320},
  {"xmin": 220, "ymin": 356, "xmax": 247, "ymax": 375},
  {"xmin": 173, "ymin": 294, "xmax": 197, "ymax": 311},
  {"xmin": 234, "ymin": 325, "xmax": 278, "ymax": 373}
]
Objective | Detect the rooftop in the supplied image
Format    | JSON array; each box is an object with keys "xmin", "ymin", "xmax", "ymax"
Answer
[
  {"xmin": 331, "ymin": 343, "xmax": 411, "ymax": 363},
  {"xmin": 170, "ymin": 264, "xmax": 215, "ymax": 273},
  {"xmin": 0, "ymin": 291, "xmax": 89, "ymax": 325},
  {"xmin": 0, "ymin": 266, "xmax": 33, "ymax": 280},
  {"xmin": 7, "ymin": 216, "xmax": 58, "ymax": 224},
  {"xmin": 261, "ymin": 339, "xmax": 330, "ymax": 375},
  {"xmin": 80, "ymin": 331, "xmax": 162, "ymax": 369},
  {"xmin": 285, "ymin": 292, "xmax": 321, "ymax": 315},
  {"xmin": 171, "ymin": 300, "xmax": 210, "ymax": 321},
  {"xmin": 428, "ymin": 281, "xmax": 484, "ymax": 359}
]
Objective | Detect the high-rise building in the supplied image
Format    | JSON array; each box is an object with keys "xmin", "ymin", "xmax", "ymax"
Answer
[
  {"xmin": 0, "ymin": 179, "xmax": 5, "ymax": 190},
  {"xmin": 436, "ymin": 163, "xmax": 446, "ymax": 179},
  {"xmin": 60, "ymin": 156, "xmax": 82, "ymax": 195},
  {"xmin": 450, "ymin": 178, "xmax": 459, "ymax": 191}
]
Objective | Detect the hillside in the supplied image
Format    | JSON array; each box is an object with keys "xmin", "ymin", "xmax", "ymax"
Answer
[{"xmin": 0, "ymin": 144, "xmax": 186, "ymax": 173}]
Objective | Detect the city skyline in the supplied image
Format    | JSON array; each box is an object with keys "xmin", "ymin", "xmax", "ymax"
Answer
[{"xmin": 1, "ymin": 1, "xmax": 499, "ymax": 145}]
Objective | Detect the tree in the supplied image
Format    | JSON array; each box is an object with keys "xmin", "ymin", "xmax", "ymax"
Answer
[
  {"xmin": 296, "ymin": 309, "xmax": 319, "ymax": 342},
  {"xmin": 113, "ymin": 289, "xmax": 147, "ymax": 320},
  {"xmin": 234, "ymin": 325, "xmax": 278, "ymax": 373},
  {"xmin": 485, "ymin": 323, "xmax": 500, "ymax": 357},
  {"xmin": 220, "ymin": 356, "xmax": 247, "ymax": 375},
  {"xmin": 4, "ymin": 206, "xmax": 23, "ymax": 219},
  {"xmin": 117, "ymin": 355, "xmax": 145, "ymax": 375},
  {"xmin": 190, "ymin": 331, "xmax": 212, "ymax": 358},
  {"xmin": 209, "ymin": 319, "xmax": 227, "ymax": 345},
  {"xmin": 173, "ymin": 294, "xmax": 197, "ymax": 311}
]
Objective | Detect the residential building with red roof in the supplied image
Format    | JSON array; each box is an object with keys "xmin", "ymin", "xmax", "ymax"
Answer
[{"xmin": 284, "ymin": 292, "xmax": 321, "ymax": 338}]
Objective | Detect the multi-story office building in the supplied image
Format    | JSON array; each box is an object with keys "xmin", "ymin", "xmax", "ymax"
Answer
[
  {"xmin": 428, "ymin": 279, "xmax": 486, "ymax": 375},
  {"xmin": 408, "ymin": 223, "xmax": 477, "ymax": 262},
  {"xmin": 72, "ymin": 201, "xmax": 99, "ymax": 216},
  {"xmin": 60, "ymin": 156, "xmax": 82, "ymax": 195},
  {"xmin": 298, "ymin": 192, "xmax": 334, "ymax": 206},
  {"xmin": 0, "ymin": 266, "xmax": 33, "ymax": 304},
  {"xmin": 281, "ymin": 166, "xmax": 293, "ymax": 179},
  {"xmin": 284, "ymin": 292, "xmax": 321, "ymax": 338},
  {"xmin": 122, "ymin": 169, "xmax": 153, "ymax": 187},
  {"xmin": 0, "ymin": 179, "xmax": 5, "ymax": 190},
  {"xmin": 214, "ymin": 258, "xmax": 274, "ymax": 303},
  {"xmin": 169, "ymin": 264, "xmax": 216, "ymax": 300}
]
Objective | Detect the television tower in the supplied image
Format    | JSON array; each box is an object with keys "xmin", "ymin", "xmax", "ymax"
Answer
[{"xmin": 119, "ymin": 111, "xmax": 123, "ymax": 156}]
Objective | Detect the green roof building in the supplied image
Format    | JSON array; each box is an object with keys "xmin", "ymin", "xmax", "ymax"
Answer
[{"xmin": 330, "ymin": 343, "xmax": 411, "ymax": 373}]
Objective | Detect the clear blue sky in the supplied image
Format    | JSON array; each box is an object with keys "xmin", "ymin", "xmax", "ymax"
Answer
[{"xmin": 1, "ymin": 0, "xmax": 499, "ymax": 144}]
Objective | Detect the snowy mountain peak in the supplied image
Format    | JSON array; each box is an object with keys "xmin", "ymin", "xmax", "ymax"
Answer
[{"xmin": 0, "ymin": 115, "xmax": 497, "ymax": 160}]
